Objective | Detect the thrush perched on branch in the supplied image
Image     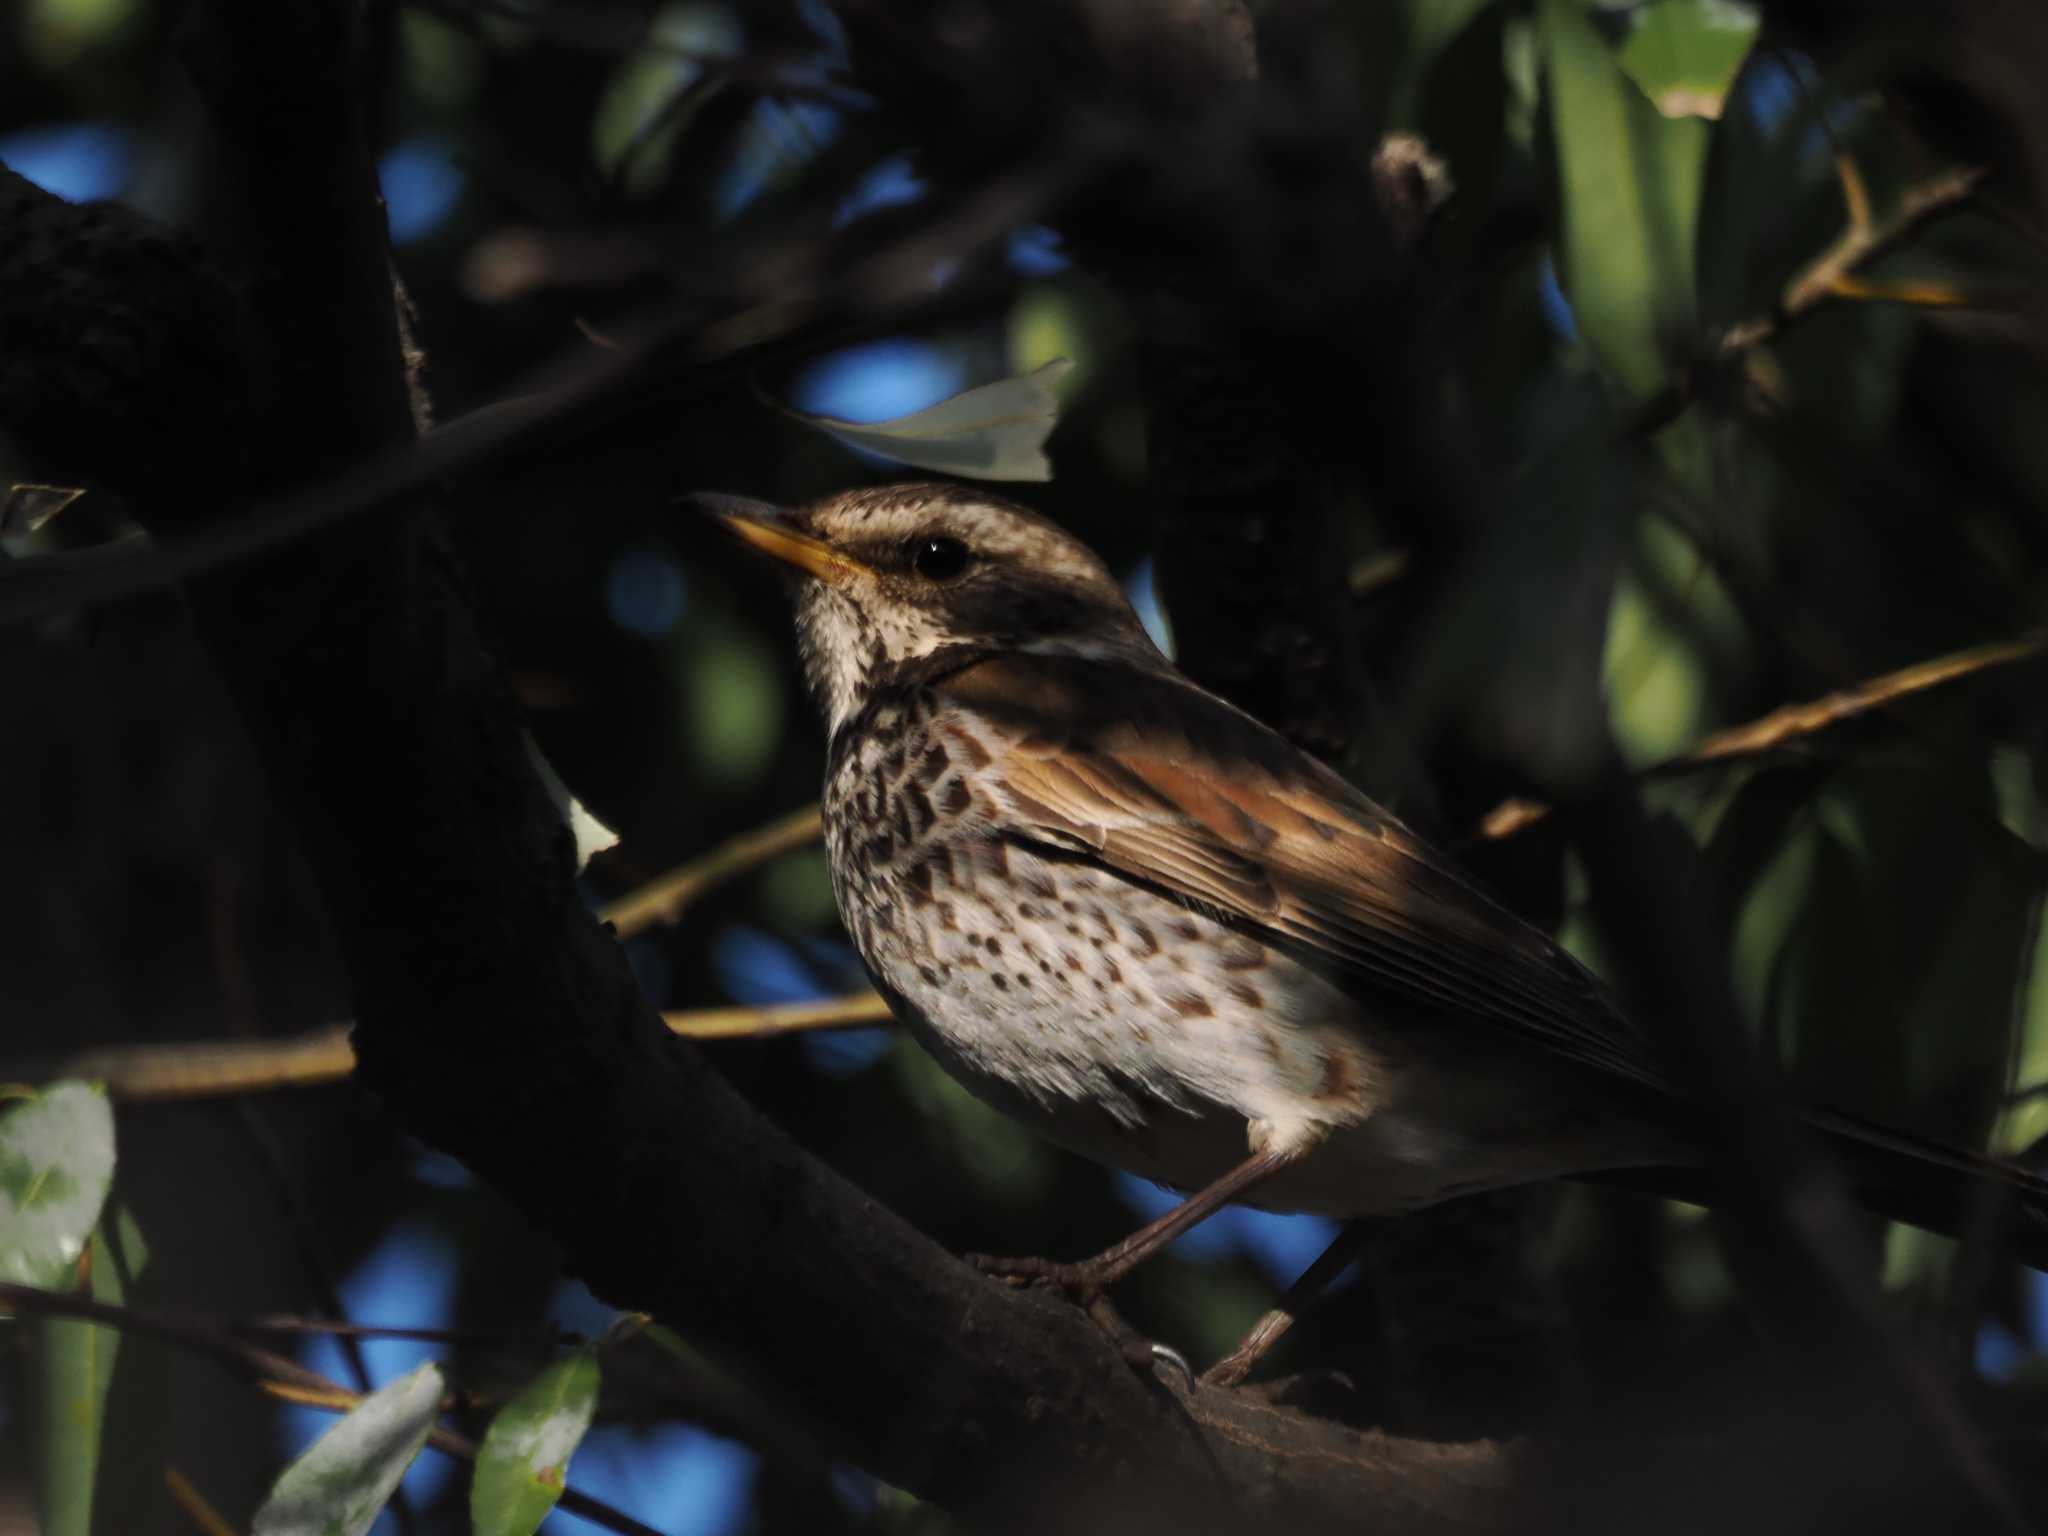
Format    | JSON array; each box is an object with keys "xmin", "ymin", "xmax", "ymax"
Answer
[{"xmin": 698, "ymin": 481, "xmax": 2048, "ymax": 1383}]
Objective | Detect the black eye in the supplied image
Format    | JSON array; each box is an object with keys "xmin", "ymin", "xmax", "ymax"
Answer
[{"xmin": 910, "ymin": 535, "xmax": 971, "ymax": 581}]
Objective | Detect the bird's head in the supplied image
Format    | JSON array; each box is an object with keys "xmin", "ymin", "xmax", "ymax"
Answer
[{"xmin": 696, "ymin": 483, "xmax": 1161, "ymax": 733}]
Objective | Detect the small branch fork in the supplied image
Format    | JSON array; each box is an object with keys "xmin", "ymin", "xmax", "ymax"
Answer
[
  {"xmin": 1632, "ymin": 161, "xmax": 1992, "ymax": 437},
  {"xmin": 1478, "ymin": 628, "xmax": 2046, "ymax": 841}
]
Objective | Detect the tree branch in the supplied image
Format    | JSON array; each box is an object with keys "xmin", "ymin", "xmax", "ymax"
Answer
[{"xmin": 0, "ymin": 15, "xmax": 1537, "ymax": 1536}]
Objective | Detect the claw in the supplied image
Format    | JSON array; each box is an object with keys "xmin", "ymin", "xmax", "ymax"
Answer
[{"xmin": 1148, "ymin": 1342, "xmax": 1194, "ymax": 1393}]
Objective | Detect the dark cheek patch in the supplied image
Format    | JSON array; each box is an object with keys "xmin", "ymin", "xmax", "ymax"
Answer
[{"xmin": 936, "ymin": 576, "xmax": 1092, "ymax": 643}]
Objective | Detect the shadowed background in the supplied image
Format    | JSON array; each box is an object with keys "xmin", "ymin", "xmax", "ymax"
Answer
[{"xmin": 4, "ymin": 0, "xmax": 2048, "ymax": 1531}]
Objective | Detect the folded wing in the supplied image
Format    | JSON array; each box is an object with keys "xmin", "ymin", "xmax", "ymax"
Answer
[{"xmin": 935, "ymin": 652, "xmax": 1667, "ymax": 1093}]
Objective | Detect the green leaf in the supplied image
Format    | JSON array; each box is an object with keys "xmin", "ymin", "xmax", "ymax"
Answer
[
  {"xmin": 788, "ymin": 359, "xmax": 1074, "ymax": 483},
  {"xmin": 0, "ymin": 1081, "xmax": 115, "ymax": 1290},
  {"xmin": 1617, "ymin": 0, "xmax": 1759, "ymax": 120},
  {"xmin": 252, "ymin": 1362, "xmax": 444, "ymax": 1536},
  {"xmin": 471, "ymin": 1348, "xmax": 601, "ymax": 1536},
  {"xmin": 32, "ymin": 1204, "xmax": 146, "ymax": 1536},
  {"xmin": 1540, "ymin": 0, "xmax": 1708, "ymax": 397}
]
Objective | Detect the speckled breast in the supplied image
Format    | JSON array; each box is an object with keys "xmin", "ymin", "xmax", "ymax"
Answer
[{"xmin": 820, "ymin": 685, "xmax": 1391, "ymax": 1197}]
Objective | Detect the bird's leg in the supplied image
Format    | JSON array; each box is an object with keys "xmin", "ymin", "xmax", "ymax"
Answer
[
  {"xmin": 970, "ymin": 1145, "xmax": 1302, "ymax": 1298},
  {"xmin": 1201, "ymin": 1218, "xmax": 1381, "ymax": 1388}
]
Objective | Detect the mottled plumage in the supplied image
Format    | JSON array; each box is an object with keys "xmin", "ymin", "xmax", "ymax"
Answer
[{"xmin": 702, "ymin": 481, "xmax": 2048, "ymax": 1301}]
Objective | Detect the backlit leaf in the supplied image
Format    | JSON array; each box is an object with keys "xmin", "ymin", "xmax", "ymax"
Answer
[
  {"xmin": 252, "ymin": 1362, "xmax": 443, "ymax": 1536},
  {"xmin": 471, "ymin": 1348, "xmax": 601, "ymax": 1536},
  {"xmin": 0, "ymin": 1081, "xmax": 115, "ymax": 1291},
  {"xmin": 790, "ymin": 359, "xmax": 1074, "ymax": 482}
]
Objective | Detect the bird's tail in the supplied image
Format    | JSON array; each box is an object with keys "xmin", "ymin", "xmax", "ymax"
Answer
[
  {"xmin": 1808, "ymin": 1108, "xmax": 2048, "ymax": 1272},
  {"xmin": 1581, "ymin": 1111, "xmax": 2048, "ymax": 1272}
]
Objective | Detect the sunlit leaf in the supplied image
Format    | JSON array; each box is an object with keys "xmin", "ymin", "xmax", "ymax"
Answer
[
  {"xmin": 1618, "ymin": 0, "xmax": 1759, "ymax": 120},
  {"xmin": 32, "ymin": 1204, "xmax": 146, "ymax": 1536},
  {"xmin": 471, "ymin": 1348, "xmax": 601, "ymax": 1536},
  {"xmin": 789, "ymin": 359, "xmax": 1074, "ymax": 483},
  {"xmin": 252, "ymin": 1362, "xmax": 443, "ymax": 1536},
  {"xmin": 1540, "ymin": 0, "xmax": 1707, "ymax": 396},
  {"xmin": 0, "ymin": 1082, "xmax": 115, "ymax": 1291}
]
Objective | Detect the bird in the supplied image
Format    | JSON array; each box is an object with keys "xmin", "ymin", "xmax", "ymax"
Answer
[{"xmin": 697, "ymin": 480, "xmax": 2048, "ymax": 1381}]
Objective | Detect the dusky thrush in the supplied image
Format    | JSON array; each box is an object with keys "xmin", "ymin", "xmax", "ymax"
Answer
[{"xmin": 701, "ymin": 481, "xmax": 2048, "ymax": 1380}]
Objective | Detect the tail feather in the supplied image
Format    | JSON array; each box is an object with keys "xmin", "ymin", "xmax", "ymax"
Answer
[
  {"xmin": 1809, "ymin": 1109, "xmax": 2048, "ymax": 1271},
  {"xmin": 1577, "ymin": 1112, "xmax": 2048, "ymax": 1273}
]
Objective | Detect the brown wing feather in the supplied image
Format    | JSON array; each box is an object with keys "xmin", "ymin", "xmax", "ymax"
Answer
[{"xmin": 937, "ymin": 652, "xmax": 1667, "ymax": 1092}]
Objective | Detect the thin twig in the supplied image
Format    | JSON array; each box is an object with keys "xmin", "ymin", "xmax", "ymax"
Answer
[
  {"xmin": 10, "ymin": 1028, "xmax": 359, "ymax": 1099},
  {"xmin": 1767, "ymin": 165, "xmax": 1989, "ymax": 332},
  {"xmin": 1478, "ymin": 629, "xmax": 2046, "ymax": 841},
  {"xmin": 7, "ymin": 990, "xmax": 894, "ymax": 1101},
  {"xmin": 233, "ymin": 1314, "xmax": 579, "ymax": 1348},
  {"xmin": 0, "ymin": 1281, "xmax": 663, "ymax": 1536},
  {"xmin": 662, "ymin": 990, "xmax": 890, "ymax": 1039},
  {"xmin": 599, "ymin": 805, "xmax": 823, "ymax": 939},
  {"xmin": 164, "ymin": 1463, "xmax": 239, "ymax": 1536},
  {"xmin": 1633, "ymin": 164, "xmax": 1988, "ymax": 436}
]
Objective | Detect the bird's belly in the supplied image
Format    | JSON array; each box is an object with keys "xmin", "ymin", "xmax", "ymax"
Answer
[
  {"xmin": 848, "ymin": 839, "xmax": 1363, "ymax": 1117},
  {"xmin": 835, "ymin": 833, "xmax": 1674, "ymax": 1214},
  {"xmin": 834, "ymin": 818, "xmax": 1692, "ymax": 1217}
]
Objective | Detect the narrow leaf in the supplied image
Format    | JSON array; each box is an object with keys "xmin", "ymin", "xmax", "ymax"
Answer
[
  {"xmin": 252, "ymin": 1362, "xmax": 444, "ymax": 1536},
  {"xmin": 1541, "ymin": 0, "xmax": 1708, "ymax": 397},
  {"xmin": 471, "ymin": 1348, "xmax": 601, "ymax": 1536},
  {"xmin": 0, "ymin": 1081, "xmax": 116, "ymax": 1290},
  {"xmin": 32, "ymin": 1205, "xmax": 147, "ymax": 1536},
  {"xmin": 788, "ymin": 358, "xmax": 1073, "ymax": 482}
]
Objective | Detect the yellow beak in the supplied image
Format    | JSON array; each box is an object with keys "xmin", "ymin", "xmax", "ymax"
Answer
[{"xmin": 690, "ymin": 493, "xmax": 868, "ymax": 587}]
